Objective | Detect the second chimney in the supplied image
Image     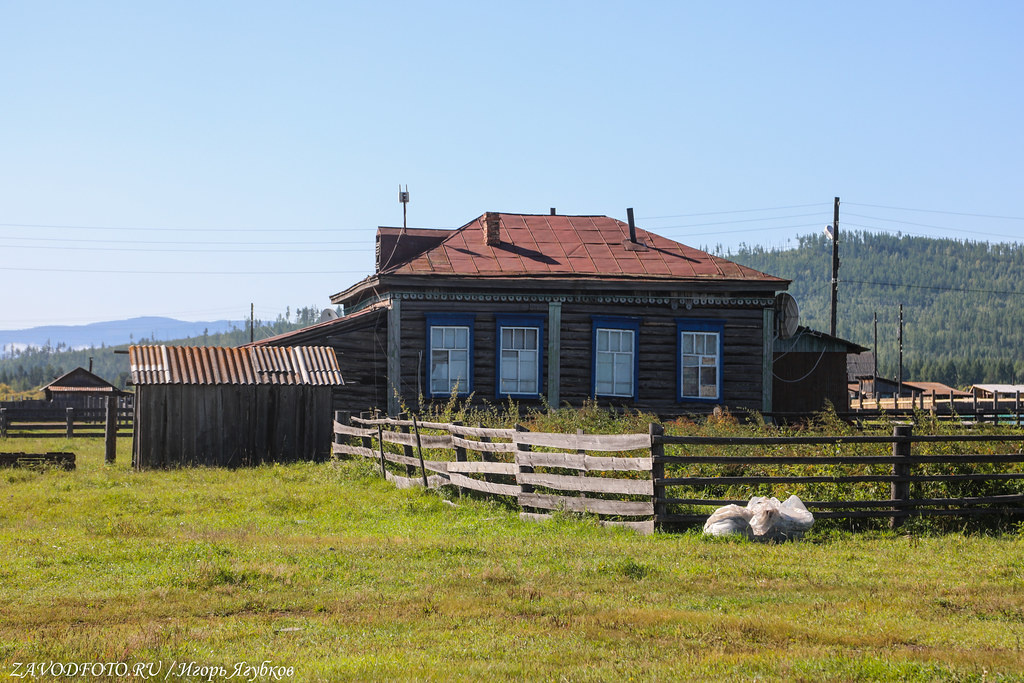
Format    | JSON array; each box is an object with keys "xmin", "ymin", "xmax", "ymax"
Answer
[{"xmin": 483, "ymin": 212, "xmax": 500, "ymax": 246}]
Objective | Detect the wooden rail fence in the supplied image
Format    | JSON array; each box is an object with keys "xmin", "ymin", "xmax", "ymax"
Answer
[
  {"xmin": 334, "ymin": 413, "xmax": 1024, "ymax": 533},
  {"xmin": 0, "ymin": 405, "xmax": 133, "ymax": 439}
]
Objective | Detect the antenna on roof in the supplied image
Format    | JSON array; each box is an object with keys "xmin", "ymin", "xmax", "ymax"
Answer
[{"xmin": 398, "ymin": 185, "xmax": 410, "ymax": 231}]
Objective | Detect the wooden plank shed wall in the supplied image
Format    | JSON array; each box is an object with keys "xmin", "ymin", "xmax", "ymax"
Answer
[{"xmin": 133, "ymin": 384, "xmax": 335, "ymax": 469}]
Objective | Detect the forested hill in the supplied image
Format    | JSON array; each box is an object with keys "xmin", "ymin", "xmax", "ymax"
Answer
[{"xmin": 727, "ymin": 232, "xmax": 1024, "ymax": 388}]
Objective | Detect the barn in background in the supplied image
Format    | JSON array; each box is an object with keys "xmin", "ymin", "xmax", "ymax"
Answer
[
  {"xmin": 129, "ymin": 345, "xmax": 343, "ymax": 469},
  {"xmin": 40, "ymin": 366, "xmax": 128, "ymax": 410}
]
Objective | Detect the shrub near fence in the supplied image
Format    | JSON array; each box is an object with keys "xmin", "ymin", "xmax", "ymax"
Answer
[{"xmin": 332, "ymin": 414, "xmax": 1024, "ymax": 533}]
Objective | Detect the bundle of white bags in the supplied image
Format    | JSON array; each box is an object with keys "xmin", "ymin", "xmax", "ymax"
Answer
[{"xmin": 703, "ymin": 495, "xmax": 814, "ymax": 541}]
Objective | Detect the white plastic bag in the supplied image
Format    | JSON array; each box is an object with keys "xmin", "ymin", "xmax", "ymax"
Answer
[
  {"xmin": 702, "ymin": 504, "xmax": 753, "ymax": 537},
  {"xmin": 704, "ymin": 495, "xmax": 813, "ymax": 541}
]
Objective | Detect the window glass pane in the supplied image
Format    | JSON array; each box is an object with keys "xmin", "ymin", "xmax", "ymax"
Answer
[
  {"xmin": 682, "ymin": 333, "xmax": 693, "ymax": 354},
  {"xmin": 597, "ymin": 329, "xmax": 609, "ymax": 352},
  {"xmin": 622, "ymin": 331, "xmax": 633, "ymax": 353},
  {"xmin": 501, "ymin": 328, "xmax": 513, "ymax": 348},
  {"xmin": 525, "ymin": 328, "xmax": 537, "ymax": 348},
  {"xmin": 520, "ymin": 377, "xmax": 537, "ymax": 393},
  {"xmin": 683, "ymin": 366, "xmax": 698, "ymax": 396},
  {"xmin": 456, "ymin": 327, "xmax": 468, "ymax": 349},
  {"xmin": 501, "ymin": 351, "xmax": 518, "ymax": 381}
]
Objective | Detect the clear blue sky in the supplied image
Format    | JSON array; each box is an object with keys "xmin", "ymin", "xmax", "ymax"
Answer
[{"xmin": 2, "ymin": 1, "xmax": 1022, "ymax": 327}]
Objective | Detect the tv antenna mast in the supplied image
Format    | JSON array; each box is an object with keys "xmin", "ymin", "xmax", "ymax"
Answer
[{"xmin": 398, "ymin": 185, "xmax": 410, "ymax": 231}]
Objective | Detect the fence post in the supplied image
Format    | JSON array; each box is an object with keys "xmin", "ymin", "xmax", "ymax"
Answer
[
  {"xmin": 104, "ymin": 395, "xmax": 117, "ymax": 464},
  {"xmin": 66, "ymin": 407, "xmax": 74, "ymax": 439},
  {"xmin": 376, "ymin": 424, "xmax": 387, "ymax": 479},
  {"xmin": 399, "ymin": 424, "xmax": 417, "ymax": 477},
  {"xmin": 650, "ymin": 422, "xmax": 665, "ymax": 527},
  {"xmin": 411, "ymin": 416, "xmax": 428, "ymax": 488},
  {"xmin": 515, "ymin": 424, "xmax": 533, "ymax": 515},
  {"xmin": 0, "ymin": 408, "xmax": 6, "ymax": 439},
  {"xmin": 451, "ymin": 421, "xmax": 467, "ymax": 462},
  {"xmin": 891, "ymin": 424, "xmax": 912, "ymax": 530}
]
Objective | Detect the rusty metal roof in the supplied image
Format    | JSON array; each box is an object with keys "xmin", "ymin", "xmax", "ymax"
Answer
[
  {"xmin": 380, "ymin": 213, "xmax": 788, "ymax": 282},
  {"xmin": 128, "ymin": 345, "xmax": 344, "ymax": 386}
]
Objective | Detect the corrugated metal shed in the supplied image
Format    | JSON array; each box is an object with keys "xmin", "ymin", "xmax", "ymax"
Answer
[{"xmin": 129, "ymin": 345, "xmax": 343, "ymax": 386}]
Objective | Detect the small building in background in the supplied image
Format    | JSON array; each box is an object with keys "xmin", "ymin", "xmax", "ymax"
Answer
[
  {"xmin": 40, "ymin": 366, "xmax": 128, "ymax": 410},
  {"xmin": 971, "ymin": 384, "xmax": 1024, "ymax": 400},
  {"xmin": 129, "ymin": 345, "xmax": 343, "ymax": 469},
  {"xmin": 773, "ymin": 327, "xmax": 868, "ymax": 414}
]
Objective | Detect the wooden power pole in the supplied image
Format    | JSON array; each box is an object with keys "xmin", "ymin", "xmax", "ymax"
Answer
[{"xmin": 830, "ymin": 196, "xmax": 840, "ymax": 337}]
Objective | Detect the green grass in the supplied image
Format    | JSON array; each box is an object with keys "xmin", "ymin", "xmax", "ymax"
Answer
[{"xmin": 2, "ymin": 436, "xmax": 1024, "ymax": 681}]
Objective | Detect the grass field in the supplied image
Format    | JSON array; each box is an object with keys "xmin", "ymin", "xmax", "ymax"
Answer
[{"xmin": 1, "ymin": 436, "xmax": 1023, "ymax": 682}]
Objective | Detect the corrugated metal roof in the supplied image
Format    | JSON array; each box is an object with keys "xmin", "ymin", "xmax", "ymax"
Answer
[
  {"xmin": 128, "ymin": 345, "xmax": 344, "ymax": 386},
  {"xmin": 381, "ymin": 213, "xmax": 788, "ymax": 283}
]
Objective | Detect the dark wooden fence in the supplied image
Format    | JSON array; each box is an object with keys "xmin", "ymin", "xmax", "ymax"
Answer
[
  {"xmin": 334, "ymin": 414, "xmax": 1024, "ymax": 532},
  {"xmin": 0, "ymin": 399, "xmax": 133, "ymax": 439}
]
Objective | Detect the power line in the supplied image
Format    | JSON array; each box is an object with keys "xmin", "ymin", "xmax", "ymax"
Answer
[
  {"xmin": 0, "ymin": 236, "xmax": 368, "ymax": 246},
  {"xmin": 843, "ymin": 213, "xmax": 1024, "ymax": 241},
  {"xmin": 644, "ymin": 211, "xmax": 825, "ymax": 229},
  {"xmin": 639, "ymin": 202, "xmax": 828, "ymax": 220},
  {"xmin": 0, "ymin": 222, "xmax": 366, "ymax": 233},
  {"xmin": 0, "ymin": 265, "xmax": 371, "ymax": 276},
  {"xmin": 0, "ymin": 243, "xmax": 374, "ymax": 254},
  {"xmin": 843, "ymin": 279, "xmax": 1024, "ymax": 297},
  {"xmin": 845, "ymin": 202, "xmax": 1024, "ymax": 221}
]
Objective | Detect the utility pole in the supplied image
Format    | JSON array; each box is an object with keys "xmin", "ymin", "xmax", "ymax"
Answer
[
  {"xmin": 897, "ymin": 303, "xmax": 904, "ymax": 399},
  {"xmin": 873, "ymin": 311, "xmax": 878, "ymax": 382},
  {"xmin": 830, "ymin": 196, "xmax": 840, "ymax": 337},
  {"xmin": 250, "ymin": 303, "xmax": 254, "ymax": 344}
]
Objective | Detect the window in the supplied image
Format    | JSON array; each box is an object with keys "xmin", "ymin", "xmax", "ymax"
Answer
[
  {"xmin": 592, "ymin": 317, "xmax": 640, "ymax": 399},
  {"xmin": 677, "ymin": 319, "xmax": 724, "ymax": 401},
  {"xmin": 496, "ymin": 315, "xmax": 544, "ymax": 398},
  {"xmin": 426, "ymin": 314, "xmax": 474, "ymax": 397}
]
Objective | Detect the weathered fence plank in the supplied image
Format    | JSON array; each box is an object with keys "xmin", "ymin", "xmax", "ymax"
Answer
[
  {"xmin": 515, "ymin": 451, "xmax": 652, "ymax": 471},
  {"xmin": 517, "ymin": 472, "xmax": 654, "ymax": 496},
  {"xmin": 446, "ymin": 461, "xmax": 518, "ymax": 475},
  {"xmin": 448, "ymin": 472, "xmax": 521, "ymax": 497},
  {"xmin": 514, "ymin": 432, "xmax": 652, "ymax": 452},
  {"xmin": 518, "ymin": 492, "xmax": 654, "ymax": 517}
]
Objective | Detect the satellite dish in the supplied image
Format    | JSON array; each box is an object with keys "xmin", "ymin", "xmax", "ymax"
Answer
[
  {"xmin": 319, "ymin": 308, "xmax": 340, "ymax": 323},
  {"xmin": 775, "ymin": 293, "xmax": 800, "ymax": 339}
]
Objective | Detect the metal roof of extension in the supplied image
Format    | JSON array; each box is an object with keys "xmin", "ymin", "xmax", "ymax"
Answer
[{"xmin": 128, "ymin": 345, "xmax": 344, "ymax": 386}]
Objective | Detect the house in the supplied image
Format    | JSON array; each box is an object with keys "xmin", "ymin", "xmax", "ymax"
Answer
[
  {"xmin": 129, "ymin": 345, "xmax": 343, "ymax": 468},
  {"xmin": 256, "ymin": 211, "xmax": 791, "ymax": 418},
  {"xmin": 40, "ymin": 366, "xmax": 127, "ymax": 410},
  {"xmin": 773, "ymin": 326, "xmax": 868, "ymax": 414}
]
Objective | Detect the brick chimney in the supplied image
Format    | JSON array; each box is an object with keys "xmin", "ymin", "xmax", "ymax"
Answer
[{"xmin": 483, "ymin": 212, "xmax": 500, "ymax": 247}]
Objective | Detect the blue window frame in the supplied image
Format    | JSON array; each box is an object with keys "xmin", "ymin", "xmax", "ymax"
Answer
[
  {"xmin": 677, "ymin": 319, "xmax": 724, "ymax": 402},
  {"xmin": 495, "ymin": 314, "xmax": 545, "ymax": 399},
  {"xmin": 425, "ymin": 313, "xmax": 475, "ymax": 398},
  {"xmin": 591, "ymin": 316, "xmax": 641, "ymax": 399}
]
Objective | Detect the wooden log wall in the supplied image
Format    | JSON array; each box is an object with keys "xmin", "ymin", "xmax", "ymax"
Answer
[{"xmin": 395, "ymin": 298, "xmax": 767, "ymax": 417}]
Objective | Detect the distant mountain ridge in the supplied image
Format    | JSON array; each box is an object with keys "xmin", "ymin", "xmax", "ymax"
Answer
[{"xmin": 0, "ymin": 316, "xmax": 241, "ymax": 352}]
